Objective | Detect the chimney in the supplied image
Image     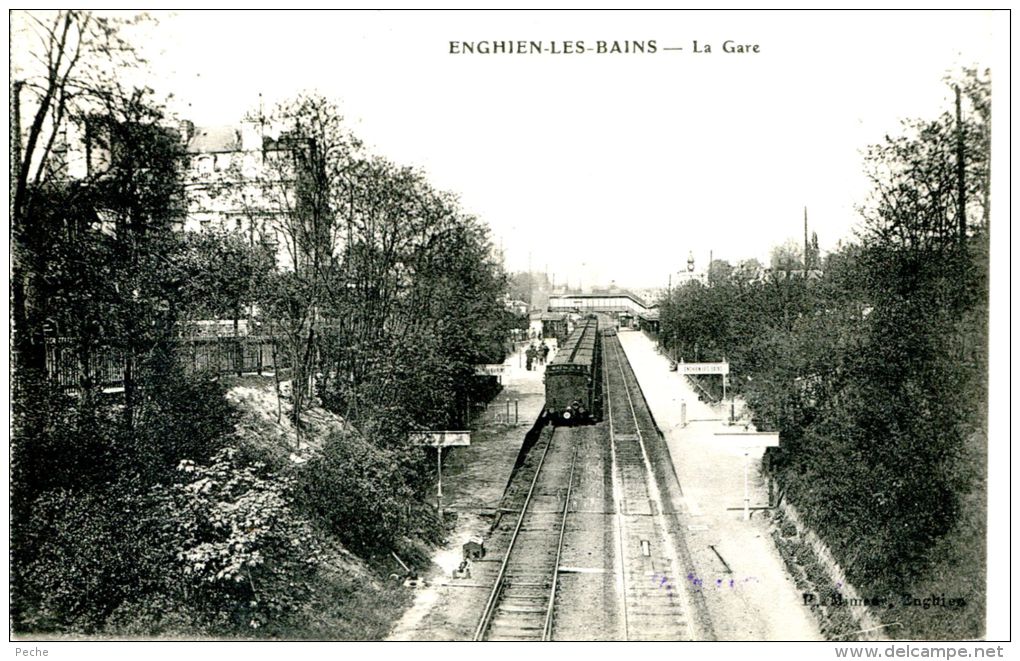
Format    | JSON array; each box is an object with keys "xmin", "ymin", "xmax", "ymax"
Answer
[{"xmin": 179, "ymin": 120, "xmax": 195, "ymax": 144}]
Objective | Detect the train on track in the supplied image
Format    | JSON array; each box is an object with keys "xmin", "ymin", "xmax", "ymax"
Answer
[{"xmin": 544, "ymin": 317, "xmax": 603, "ymax": 425}]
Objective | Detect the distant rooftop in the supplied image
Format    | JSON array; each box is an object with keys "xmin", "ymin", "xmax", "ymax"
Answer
[
  {"xmin": 549, "ymin": 289, "xmax": 652, "ymax": 309},
  {"xmin": 186, "ymin": 125, "xmax": 242, "ymax": 154}
]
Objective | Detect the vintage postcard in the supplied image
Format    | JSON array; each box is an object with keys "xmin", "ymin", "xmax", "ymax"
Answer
[{"xmin": 7, "ymin": 8, "xmax": 1009, "ymax": 659}]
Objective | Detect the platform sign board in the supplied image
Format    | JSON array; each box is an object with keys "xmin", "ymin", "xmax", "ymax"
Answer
[
  {"xmin": 474, "ymin": 364, "xmax": 506, "ymax": 376},
  {"xmin": 413, "ymin": 431, "xmax": 471, "ymax": 519},
  {"xmin": 678, "ymin": 361, "xmax": 730, "ymax": 375},
  {"xmin": 713, "ymin": 432, "xmax": 780, "ymax": 448},
  {"xmin": 411, "ymin": 431, "xmax": 471, "ymax": 447}
]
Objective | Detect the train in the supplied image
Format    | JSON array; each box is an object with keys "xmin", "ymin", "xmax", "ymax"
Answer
[{"xmin": 544, "ymin": 317, "xmax": 603, "ymax": 425}]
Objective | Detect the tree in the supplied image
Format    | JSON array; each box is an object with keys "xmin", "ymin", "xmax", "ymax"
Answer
[
  {"xmin": 240, "ymin": 93, "xmax": 510, "ymax": 452},
  {"xmin": 229, "ymin": 94, "xmax": 365, "ymax": 437},
  {"xmin": 733, "ymin": 257, "xmax": 765, "ymax": 283},
  {"xmin": 179, "ymin": 228, "xmax": 275, "ymax": 333},
  {"xmin": 707, "ymin": 259, "xmax": 733, "ymax": 286},
  {"xmin": 769, "ymin": 238, "xmax": 804, "ymax": 272},
  {"xmin": 807, "ymin": 232, "xmax": 820, "ymax": 269},
  {"xmin": 11, "ymin": 10, "xmax": 151, "ymax": 376},
  {"xmin": 858, "ymin": 69, "xmax": 990, "ymax": 252}
]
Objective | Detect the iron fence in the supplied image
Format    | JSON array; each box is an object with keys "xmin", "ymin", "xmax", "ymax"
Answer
[{"xmin": 44, "ymin": 335, "xmax": 289, "ymax": 391}]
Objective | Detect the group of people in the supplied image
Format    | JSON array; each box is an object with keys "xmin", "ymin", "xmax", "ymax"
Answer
[{"xmin": 525, "ymin": 342, "xmax": 550, "ymax": 371}]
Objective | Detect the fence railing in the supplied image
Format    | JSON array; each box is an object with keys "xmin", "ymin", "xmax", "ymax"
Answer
[
  {"xmin": 45, "ymin": 339, "xmax": 127, "ymax": 391},
  {"xmin": 180, "ymin": 336, "xmax": 287, "ymax": 376},
  {"xmin": 45, "ymin": 336, "xmax": 289, "ymax": 391}
]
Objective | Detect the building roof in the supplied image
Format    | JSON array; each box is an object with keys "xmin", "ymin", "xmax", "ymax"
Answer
[
  {"xmin": 186, "ymin": 125, "xmax": 242, "ymax": 154},
  {"xmin": 529, "ymin": 311, "xmax": 567, "ymax": 321},
  {"xmin": 549, "ymin": 290, "xmax": 652, "ymax": 309}
]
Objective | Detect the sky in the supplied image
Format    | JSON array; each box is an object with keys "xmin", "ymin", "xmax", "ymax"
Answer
[{"xmin": 11, "ymin": 10, "xmax": 1005, "ymax": 290}]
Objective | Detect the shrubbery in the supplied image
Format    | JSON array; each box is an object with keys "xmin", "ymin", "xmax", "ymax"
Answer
[
  {"xmin": 10, "ymin": 372, "xmax": 238, "ymax": 634},
  {"xmin": 296, "ymin": 429, "xmax": 416, "ymax": 555},
  {"xmin": 12, "ymin": 385, "xmax": 329, "ymax": 635},
  {"xmin": 14, "ymin": 485, "xmax": 172, "ymax": 633},
  {"xmin": 157, "ymin": 448, "xmax": 322, "ymax": 631}
]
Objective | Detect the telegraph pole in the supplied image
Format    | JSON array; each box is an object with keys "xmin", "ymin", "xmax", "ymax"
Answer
[
  {"xmin": 955, "ymin": 85, "xmax": 967, "ymax": 244},
  {"xmin": 528, "ymin": 251, "xmax": 533, "ymax": 309},
  {"xmin": 803, "ymin": 207, "xmax": 809, "ymax": 269}
]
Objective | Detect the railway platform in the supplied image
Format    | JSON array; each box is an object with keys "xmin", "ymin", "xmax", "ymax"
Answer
[{"xmin": 617, "ymin": 329, "xmax": 822, "ymax": 640}]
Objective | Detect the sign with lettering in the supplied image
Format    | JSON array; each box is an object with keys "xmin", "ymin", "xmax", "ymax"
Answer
[
  {"xmin": 411, "ymin": 431, "xmax": 471, "ymax": 447},
  {"xmin": 713, "ymin": 432, "xmax": 780, "ymax": 448},
  {"xmin": 474, "ymin": 364, "xmax": 506, "ymax": 376},
  {"xmin": 678, "ymin": 361, "xmax": 730, "ymax": 375}
]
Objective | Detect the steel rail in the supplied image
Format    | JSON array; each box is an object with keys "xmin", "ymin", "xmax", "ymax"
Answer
[
  {"xmin": 473, "ymin": 429, "xmax": 557, "ymax": 641},
  {"xmin": 603, "ymin": 337, "xmax": 632, "ymax": 640},
  {"xmin": 608, "ymin": 335, "xmax": 697, "ymax": 641},
  {"xmin": 542, "ymin": 444, "xmax": 578, "ymax": 641}
]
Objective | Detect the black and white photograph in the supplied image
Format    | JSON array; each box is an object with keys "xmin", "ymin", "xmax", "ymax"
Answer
[{"xmin": 7, "ymin": 8, "xmax": 1010, "ymax": 657}]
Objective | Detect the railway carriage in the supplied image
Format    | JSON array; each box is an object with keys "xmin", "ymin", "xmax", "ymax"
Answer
[{"xmin": 544, "ymin": 317, "xmax": 602, "ymax": 424}]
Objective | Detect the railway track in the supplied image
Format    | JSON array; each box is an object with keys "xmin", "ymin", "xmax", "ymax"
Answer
[
  {"xmin": 473, "ymin": 333, "xmax": 696, "ymax": 641},
  {"xmin": 604, "ymin": 334, "xmax": 695, "ymax": 641},
  {"xmin": 474, "ymin": 429, "xmax": 578, "ymax": 641}
]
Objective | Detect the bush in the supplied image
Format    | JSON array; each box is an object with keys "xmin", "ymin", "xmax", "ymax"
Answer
[
  {"xmin": 12, "ymin": 484, "xmax": 178, "ymax": 633},
  {"xmin": 125, "ymin": 370, "xmax": 238, "ymax": 484},
  {"xmin": 158, "ymin": 447, "xmax": 322, "ymax": 632},
  {"xmin": 296, "ymin": 429, "xmax": 415, "ymax": 554},
  {"xmin": 11, "ymin": 380, "xmax": 123, "ymax": 504}
]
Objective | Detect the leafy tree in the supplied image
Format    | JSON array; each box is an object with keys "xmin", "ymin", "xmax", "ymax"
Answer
[
  {"xmin": 230, "ymin": 93, "xmax": 365, "ymax": 435},
  {"xmin": 707, "ymin": 259, "xmax": 733, "ymax": 286},
  {"xmin": 769, "ymin": 238, "xmax": 804, "ymax": 271},
  {"xmin": 12, "ymin": 10, "xmax": 152, "ymax": 375},
  {"xmin": 656, "ymin": 71, "xmax": 990, "ymax": 628},
  {"xmin": 858, "ymin": 68, "xmax": 990, "ymax": 251},
  {"xmin": 241, "ymin": 93, "xmax": 511, "ymax": 458},
  {"xmin": 179, "ymin": 228, "xmax": 275, "ymax": 333}
]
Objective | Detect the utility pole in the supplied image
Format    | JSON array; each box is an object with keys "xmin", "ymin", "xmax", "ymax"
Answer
[
  {"xmin": 528, "ymin": 251, "xmax": 533, "ymax": 309},
  {"xmin": 955, "ymin": 85, "xmax": 967, "ymax": 244},
  {"xmin": 803, "ymin": 206, "xmax": 809, "ymax": 269}
]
